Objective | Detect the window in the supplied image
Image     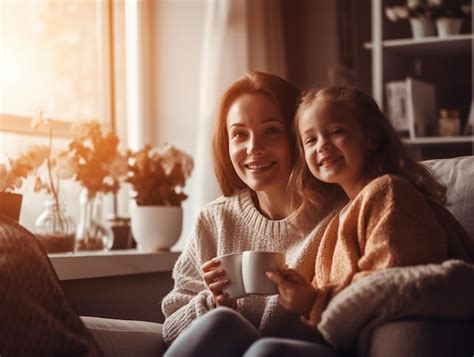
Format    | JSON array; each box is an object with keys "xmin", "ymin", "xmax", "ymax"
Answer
[
  {"xmin": 0, "ymin": 0, "xmax": 124, "ymax": 138},
  {"xmin": 0, "ymin": 0, "xmax": 126, "ymax": 232}
]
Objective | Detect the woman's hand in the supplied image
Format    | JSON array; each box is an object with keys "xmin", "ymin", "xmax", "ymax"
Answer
[
  {"xmin": 266, "ymin": 269, "xmax": 317, "ymax": 318},
  {"xmin": 201, "ymin": 259, "xmax": 235, "ymax": 308}
]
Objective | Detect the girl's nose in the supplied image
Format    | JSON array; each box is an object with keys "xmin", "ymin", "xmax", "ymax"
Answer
[
  {"xmin": 316, "ymin": 137, "xmax": 330, "ymax": 152},
  {"xmin": 316, "ymin": 136, "xmax": 329, "ymax": 153}
]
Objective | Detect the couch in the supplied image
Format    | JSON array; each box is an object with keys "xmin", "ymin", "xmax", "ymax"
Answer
[{"xmin": 82, "ymin": 155, "xmax": 474, "ymax": 356}]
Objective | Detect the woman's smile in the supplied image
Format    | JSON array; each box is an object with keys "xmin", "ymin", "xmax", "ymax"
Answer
[{"xmin": 245, "ymin": 160, "xmax": 277, "ymax": 171}]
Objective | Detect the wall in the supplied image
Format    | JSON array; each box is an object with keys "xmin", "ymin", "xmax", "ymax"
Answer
[
  {"xmin": 139, "ymin": 0, "xmax": 206, "ymax": 248},
  {"xmin": 151, "ymin": 1, "xmax": 205, "ymax": 153},
  {"xmin": 282, "ymin": 0, "xmax": 371, "ymax": 92},
  {"xmin": 282, "ymin": 0, "xmax": 339, "ymax": 89}
]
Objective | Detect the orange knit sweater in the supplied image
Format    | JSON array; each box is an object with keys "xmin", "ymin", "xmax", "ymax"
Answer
[{"xmin": 304, "ymin": 174, "xmax": 473, "ymax": 327}]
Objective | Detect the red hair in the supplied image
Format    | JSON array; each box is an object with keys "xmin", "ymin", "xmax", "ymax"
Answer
[{"xmin": 212, "ymin": 71, "xmax": 301, "ymax": 196}]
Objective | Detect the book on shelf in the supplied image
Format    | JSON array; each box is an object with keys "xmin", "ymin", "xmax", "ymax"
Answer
[{"xmin": 385, "ymin": 77, "xmax": 436, "ymax": 139}]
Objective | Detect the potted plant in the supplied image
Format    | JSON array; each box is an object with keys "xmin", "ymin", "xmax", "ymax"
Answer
[
  {"xmin": 0, "ymin": 146, "xmax": 48, "ymax": 222},
  {"xmin": 432, "ymin": 1, "xmax": 471, "ymax": 37},
  {"xmin": 67, "ymin": 121, "xmax": 128, "ymax": 251},
  {"xmin": 385, "ymin": 0, "xmax": 471, "ymax": 38},
  {"xmin": 385, "ymin": 0, "xmax": 437, "ymax": 38},
  {"xmin": 126, "ymin": 144, "xmax": 193, "ymax": 251}
]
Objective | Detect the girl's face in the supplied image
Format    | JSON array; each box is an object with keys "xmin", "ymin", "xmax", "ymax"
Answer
[
  {"xmin": 227, "ymin": 93, "xmax": 293, "ymax": 194},
  {"xmin": 298, "ymin": 101, "xmax": 374, "ymax": 199}
]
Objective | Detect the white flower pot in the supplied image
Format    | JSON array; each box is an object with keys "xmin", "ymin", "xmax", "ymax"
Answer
[
  {"xmin": 130, "ymin": 202, "xmax": 182, "ymax": 251},
  {"xmin": 436, "ymin": 18, "xmax": 463, "ymax": 38},
  {"xmin": 409, "ymin": 18, "xmax": 436, "ymax": 38}
]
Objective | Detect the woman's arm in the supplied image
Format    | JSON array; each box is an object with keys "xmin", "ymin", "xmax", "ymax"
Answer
[{"xmin": 161, "ymin": 212, "xmax": 217, "ymax": 345}]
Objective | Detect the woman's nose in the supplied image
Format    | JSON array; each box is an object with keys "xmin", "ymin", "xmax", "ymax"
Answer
[{"xmin": 247, "ymin": 136, "xmax": 264, "ymax": 156}]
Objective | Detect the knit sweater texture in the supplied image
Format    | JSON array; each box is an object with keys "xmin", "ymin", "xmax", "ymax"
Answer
[
  {"xmin": 161, "ymin": 189, "xmax": 343, "ymax": 345},
  {"xmin": 304, "ymin": 174, "xmax": 473, "ymax": 327}
]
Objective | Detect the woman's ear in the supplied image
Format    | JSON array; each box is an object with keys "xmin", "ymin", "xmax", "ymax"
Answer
[{"xmin": 367, "ymin": 129, "xmax": 380, "ymax": 150}]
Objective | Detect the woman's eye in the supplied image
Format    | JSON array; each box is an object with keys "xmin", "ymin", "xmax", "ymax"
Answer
[
  {"xmin": 231, "ymin": 131, "xmax": 247, "ymax": 140},
  {"xmin": 265, "ymin": 126, "xmax": 281, "ymax": 135}
]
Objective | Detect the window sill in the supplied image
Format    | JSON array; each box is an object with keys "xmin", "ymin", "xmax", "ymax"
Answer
[{"xmin": 49, "ymin": 249, "xmax": 180, "ymax": 280}]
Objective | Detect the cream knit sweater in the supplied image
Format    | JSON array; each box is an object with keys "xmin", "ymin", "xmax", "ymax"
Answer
[{"xmin": 161, "ymin": 189, "xmax": 343, "ymax": 345}]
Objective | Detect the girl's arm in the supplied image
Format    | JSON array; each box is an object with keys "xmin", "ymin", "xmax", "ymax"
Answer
[{"xmin": 304, "ymin": 175, "xmax": 449, "ymax": 327}]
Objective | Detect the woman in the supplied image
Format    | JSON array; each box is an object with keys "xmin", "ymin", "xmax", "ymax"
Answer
[{"xmin": 162, "ymin": 71, "xmax": 344, "ymax": 356}]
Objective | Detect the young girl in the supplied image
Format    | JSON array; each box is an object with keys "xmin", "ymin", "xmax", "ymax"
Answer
[{"xmin": 267, "ymin": 85, "xmax": 474, "ymax": 328}]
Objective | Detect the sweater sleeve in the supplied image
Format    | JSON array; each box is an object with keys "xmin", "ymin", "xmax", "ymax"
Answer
[
  {"xmin": 353, "ymin": 177, "xmax": 448, "ymax": 277},
  {"xmin": 303, "ymin": 176, "xmax": 448, "ymax": 327},
  {"xmin": 161, "ymin": 211, "xmax": 217, "ymax": 346}
]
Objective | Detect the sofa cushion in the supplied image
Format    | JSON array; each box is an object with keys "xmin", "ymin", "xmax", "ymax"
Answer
[
  {"xmin": 81, "ymin": 316, "xmax": 164, "ymax": 357},
  {"xmin": 369, "ymin": 318, "xmax": 474, "ymax": 357},
  {"xmin": 317, "ymin": 260, "xmax": 474, "ymax": 355},
  {"xmin": 423, "ymin": 155, "xmax": 474, "ymax": 239}
]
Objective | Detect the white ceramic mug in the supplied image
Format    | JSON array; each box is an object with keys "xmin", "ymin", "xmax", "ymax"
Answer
[
  {"xmin": 242, "ymin": 251, "xmax": 285, "ymax": 295},
  {"xmin": 215, "ymin": 252, "xmax": 246, "ymax": 299}
]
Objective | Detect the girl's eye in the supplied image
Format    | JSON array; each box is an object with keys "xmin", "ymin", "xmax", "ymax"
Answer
[
  {"xmin": 304, "ymin": 137, "xmax": 316, "ymax": 145},
  {"xmin": 331, "ymin": 128, "xmax": 343, "ymax": 135}
]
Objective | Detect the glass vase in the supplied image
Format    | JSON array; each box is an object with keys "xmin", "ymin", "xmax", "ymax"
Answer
[
  {"xmin": 76, "ymin": 189, "xmax": 113, "ymax": 251},
  {"xmin": 35, "ymin": 196, "xmax": 76, "ymax": 253}
]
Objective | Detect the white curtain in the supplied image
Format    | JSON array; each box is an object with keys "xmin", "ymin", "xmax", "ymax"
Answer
[{"xmin": 191, "ymin": 0, "xmax": 287, "ymax": 221}]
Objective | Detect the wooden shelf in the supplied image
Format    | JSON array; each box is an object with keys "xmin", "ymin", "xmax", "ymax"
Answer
[
  {"xmin": 364, "ymin": 34, "xmax": 473, "ymax": 56},
  {"xmin": 402, "ymin": 136, "xmax": 474, "ymax": 145}
]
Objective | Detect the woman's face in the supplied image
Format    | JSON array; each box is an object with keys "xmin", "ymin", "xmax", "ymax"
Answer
[{"xmin": 226, "ymin": 93, "xmax": 293, "ymax": 194}]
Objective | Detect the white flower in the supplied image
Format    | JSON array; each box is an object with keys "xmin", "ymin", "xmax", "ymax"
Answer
[
  {"xmin": 394, "ymin": 6, "xmax": 409, "ymax": 20},
  {"xmin": 31, "ymin": 109, "xmax": 51, "ymax": 130},
  {"xmin": 407, "ymin": 0, "xmax": 423, "ymax": 9},
  {"xmin": 385, "ymin": 7, "xmax": 399, "ymax": 22},
  {"xmin": 160, "ymin": 144, "xmax": 179, "ymax": 175},
  {"xmin": 56, "ymin": 151, "xmax": 77, "ymax": 179},
  {"xmin": 24, "ymin": 145, "xmax": 49, "ymax": 169},
  {"xmin": 180, "ymin": 152, "xmax": 194, "ymax": 179},
  {"xmin": 13, "ymin": 177, "xmax": 22, "ymax": 190},
  {"xmin": 461, "ymin": 5, "xmax": 471, "ymax": 14},
  {"xmin": 106, "ymin": 154, "xmax": 128, "ymax": 179},
  {"xmin": 0, "ymin": 164, "xmax": 6, "ymax": 178},
  {"xmin": 0, "ymin": 164, "xmax": 9, "ymax": 192}
]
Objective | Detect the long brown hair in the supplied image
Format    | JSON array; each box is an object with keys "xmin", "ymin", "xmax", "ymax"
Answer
[
  {"xmin": 212, "ymin": 71, "xmax": 301, "ymax": 196},
  {"xmin": 291, "ymin": 85, "xmax": 447, "ymax": 215}
]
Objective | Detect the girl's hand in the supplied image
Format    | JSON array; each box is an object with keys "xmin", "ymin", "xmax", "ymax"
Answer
[
  {"xmin": 201, "ymin": 258, "xmax": 235, "ymax": 308},
  {"xmin": 266, "ymin": 269, "xmax": 317, "ymax": 317}
]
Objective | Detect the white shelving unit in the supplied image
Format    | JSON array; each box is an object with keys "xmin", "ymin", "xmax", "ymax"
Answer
[
  {"xmin": 402, "ymin": 136, "xmax": 474, "ymax": 145},
  {"xmin": 367, "ymin": 0, "xmax": 473, "ymax": 157},
  {"xmin": 364, "ymin": 33, "xmax": 473, "ymax": 56}
]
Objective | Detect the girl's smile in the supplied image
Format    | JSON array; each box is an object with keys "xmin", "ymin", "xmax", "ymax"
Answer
[{"xmin": 318, "ymin": 155, "xmax": 343, "ymax": 168}]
